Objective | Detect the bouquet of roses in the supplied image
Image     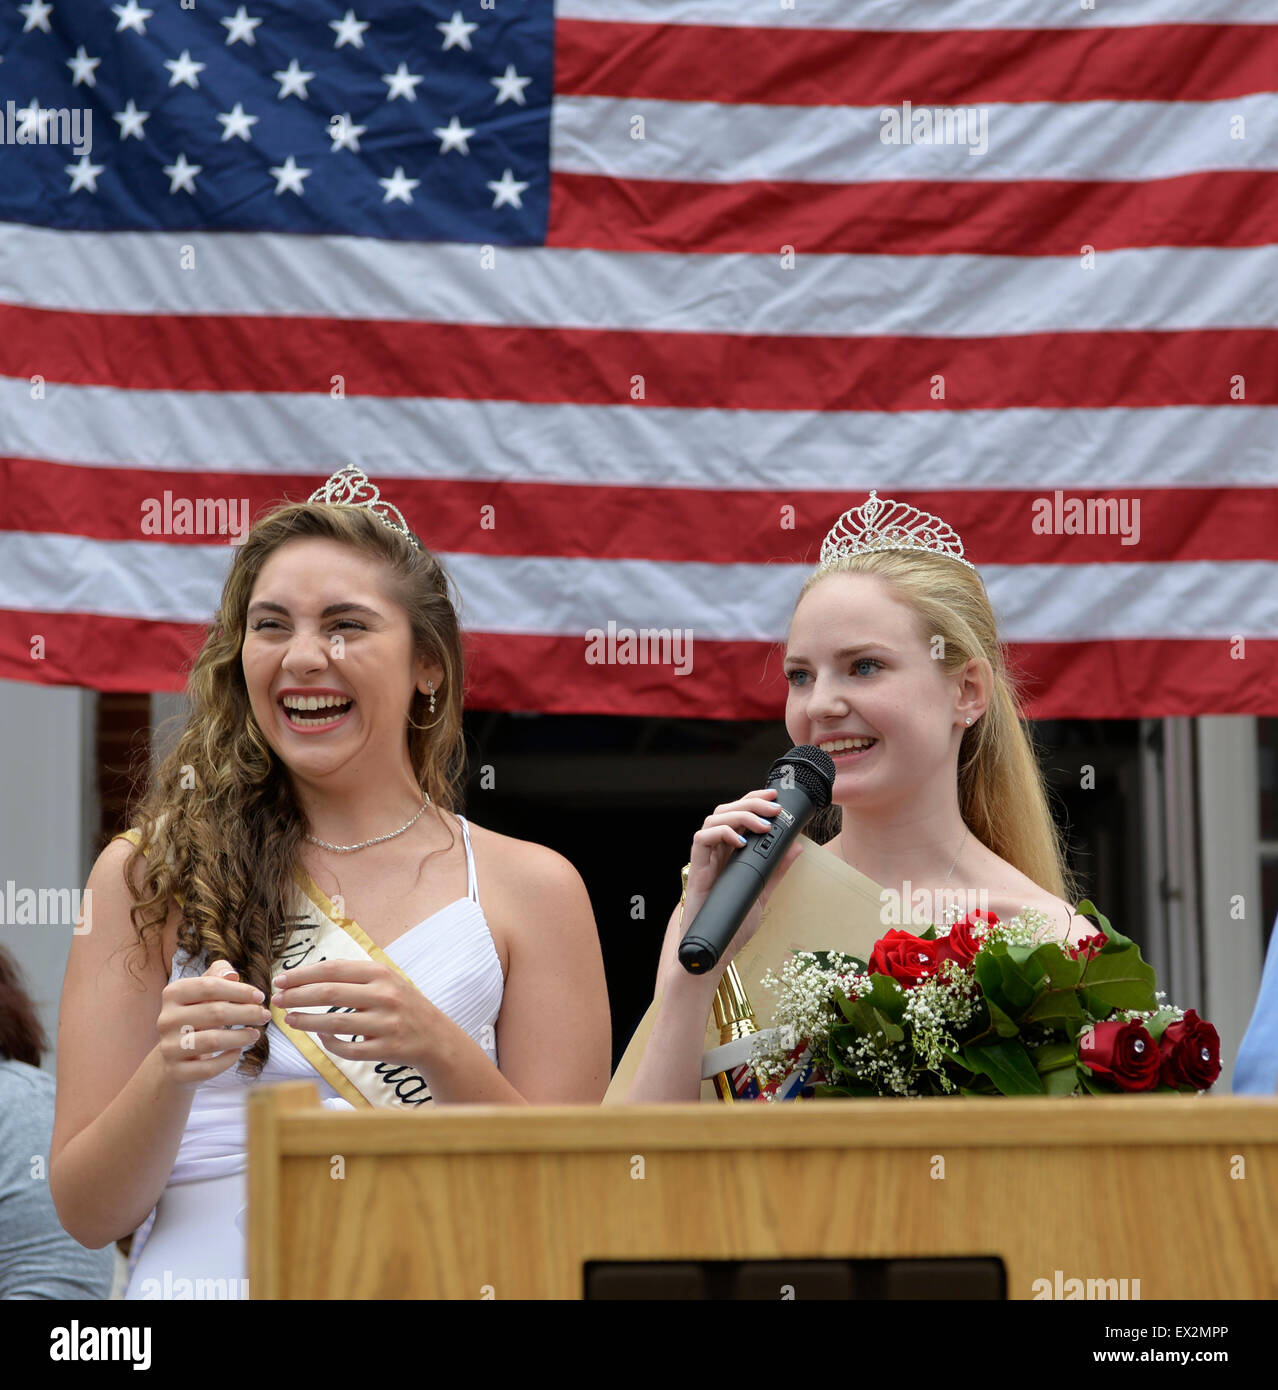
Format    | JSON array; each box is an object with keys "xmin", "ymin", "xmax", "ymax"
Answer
[{"xmin": 749, "ymin": 902, "xmax": 1221, "ymax": 1099}]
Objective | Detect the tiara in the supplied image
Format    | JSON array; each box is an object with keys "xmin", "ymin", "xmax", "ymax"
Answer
[
  {"xmin": 818, "ymin": 489, "xmax": 976, "ymax": 572},
  {"xmin": 307, "ymin": 466, "xmax": 422, "ymax": 551}
]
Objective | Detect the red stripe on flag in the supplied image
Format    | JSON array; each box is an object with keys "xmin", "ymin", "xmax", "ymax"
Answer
[
  {"xmin": 6, "ymin": 460, "xmax": 1277, "ymax": 565},
  {"xmin": 548, "ymin": 171, "xmax": 1278, "ymax": 255},
  {"xmin": 554, "ymin": 21, "xmax": 1278, "ymax": 105},
  {"xmin": 471, "ymin": 634, "xmax": 1278, "ymax": 721},
  {"xmin": 5, "ymin": 307, "xmax": 1273, "ymax": 410},
  {"xmin": 2, "ymin": 616, "xmax": 1274, "ymax": 717}
]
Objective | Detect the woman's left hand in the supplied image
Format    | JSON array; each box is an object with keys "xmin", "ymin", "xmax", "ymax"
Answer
[{"xmin": 272, "ymin": 960, "xmax": 440, "ymax": 1068}]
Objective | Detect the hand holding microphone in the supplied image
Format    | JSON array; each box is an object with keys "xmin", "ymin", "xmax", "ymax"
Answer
[{"xmin": 677, "ymin": 745, "xmax": 836, "ymax": 976}]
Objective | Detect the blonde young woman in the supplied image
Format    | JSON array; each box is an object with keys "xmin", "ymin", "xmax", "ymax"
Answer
[
  {"xmin": 620, "ymin": 492, "xmax": 1096, "ymax": 1103},
  {"xmin": 50, "ymin": 468, "xmax": 610, "ymax": 1295}
]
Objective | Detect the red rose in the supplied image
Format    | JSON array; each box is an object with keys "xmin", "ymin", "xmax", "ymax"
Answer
[
  {"xmin": 868, "ymin": 929, "xmax": 941, "ymax": 989},
  {"xmin": 1079, "ymin": 1019, "xmax": 1161, "ymax": 1091},
  {"xmin": 1158, "ymin": 1010, "xmax": 1221, "ymax": 1090},
  {"xmin": 1070, "ymin": 932, "xmax": 1108, "ymax": 962},
  {"xmin": 935, "ymin": 910, "xmax": 1000, "ymax": 969}
]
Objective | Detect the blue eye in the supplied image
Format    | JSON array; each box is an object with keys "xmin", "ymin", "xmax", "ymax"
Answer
[
  {"xmin": 853, "ymin": 658, "xmax": 882, "ymax": 676},
  {"xmin": 784, "ymin": 669, "xmax": 809, "ymax": 686}
]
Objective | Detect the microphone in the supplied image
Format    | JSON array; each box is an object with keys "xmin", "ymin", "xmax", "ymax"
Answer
[{"xmin": 677, "ymin": 745, "xmax": 836, "ymax": 975}]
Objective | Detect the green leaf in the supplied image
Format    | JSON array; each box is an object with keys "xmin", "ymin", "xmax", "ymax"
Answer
[
  {"xmin": 845, "ymin": 1000, "xmax": 904, "ymax": 1047},
  {"xmin": 963, "ymin": 1040, "xmax": 1045, "ymax": 1096},
  {"xmin": 1024, "ymin": 988, "xmax": 1085, "ymax": 1025},
  {"xmin": 1029, "ymin": 944, "xmax": 1084, "ymax": 989},
  {"xmin": 1076, "ymin": 1065, "xmax": 1111, "ymax": 1097},
  {"xmin": 974, "ymin": 942, "xmax": 1036, "ymax": 1015},
  {"xmin": 992, "ymin": 943, "xmax": 1043, "ymax": 1010},
  {"xmin": 1078, "ymin": 944, "xmax": 1158, "ymax": 1013},
  {"xmin": 984, "ymin": 995, "xmax": 1022, "ymax": 1037},
  {"xmin": 1143, "ymin": 1008, "xmax": 1179, "ymax": 1043},
  {"xmin": 1033, "ymin": 1040, "xmax": 1078, "ymax": 1073},
  {"xmin": 1075, "ymin": 899, "xmax": 1132, "ymax": 951},
  {"xmin": 1041, "ymin": 1066, "xmax": 1080, "ymax": 1096},
  {"xmin": 863, "ymin": 972, "xmax": 907, "ymax": 1022}
]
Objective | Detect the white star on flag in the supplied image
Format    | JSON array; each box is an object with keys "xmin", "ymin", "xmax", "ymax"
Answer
[
  {"xmin": 329, "ymin": 113, "xmax": 366, "ymax": 153},
  {"xmin": 330, "ymin": 9, "xmax": 369, "ymax": 50},
  {"xmin": 18, "ymin": 0, "xmax": 54, "ymax": 34},
  {"xmin": 221, "ymin": 5, "xmax": 263, "ymax": 46},
  {"xmin": 434, "ymin": 116, "xmax": 475, "ymax": 155},
  {"xmin": 378, "ymin": 166, "xmax": 420, "ymax": 205},
  {"xmin": 490, "ymin": 64, "xmax": 531, "ymax": 106},
  {"xmin": 15, "ymin": 98, "xmax": 47, "ymax": 140},
  {"xmin": 269, "ymin": 155, "xmax": 311, "ymax": 196},
  {"xmin": 382, "ymin": 63, "xmax": 424, "ymax": 102},
  {"xmin": 65, "ymin": 154, "xmax": 105, "ymax": 193},
  {"xmin": 164, "ymin": 51, "xmax": 206, "ymax": 89},
  {"xmin": 273, "ymin": 60, "xmax": 315, "ymax": 100},
  {"xmin": 437, "ymin": 11, "xmax": 477, "ymax": 51},
  {"xmin": 66, "ymin": 46, "xmax": 101, "ymax": 88},
  {"xmin": 487, "ymin": 167, "xmax": 529, "ymax": 209},
  {"xmin": 163, "ymin": 153, "xmax": 201, "ymax": 194},
  {"xmin": 216, "ymin": 102, "xmax": 259, "ymax": 142},
  {"xmin": 111, "ymin": 0, "xmax": 153, "ymax": 35},
  {"xmin": 113, "ymin": 99, "xmax": 150, "ymax": 140}
]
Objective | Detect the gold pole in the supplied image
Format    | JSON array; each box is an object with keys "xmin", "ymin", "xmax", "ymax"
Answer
[{"xmin": 681, "ymin": 862, "xmax": 760, "ymax": 1101}]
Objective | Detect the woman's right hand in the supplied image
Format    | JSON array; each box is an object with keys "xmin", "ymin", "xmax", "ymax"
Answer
[
  {"xmin": 155, "ymin": 959, "xmax": 272, "ymax": 1087},
  {"xmin": 657, "ymin": 788, "xmax": 795, "ymax": 993}
]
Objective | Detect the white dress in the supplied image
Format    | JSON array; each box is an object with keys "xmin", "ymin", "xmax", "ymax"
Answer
[{"xmin": 124, "ymin": 815, "xmax": 503, "ymax": 1300}]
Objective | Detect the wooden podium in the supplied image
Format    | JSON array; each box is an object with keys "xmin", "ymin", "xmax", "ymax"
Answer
[{"xmin": 248, "ymin": 1083, "xmax": 1278, "ymax": 1300}]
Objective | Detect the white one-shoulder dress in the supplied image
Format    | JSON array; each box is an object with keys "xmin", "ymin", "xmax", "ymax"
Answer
[{"xmin": 124, "ymin": 816, "xmax": 504, "ymax": 1300}]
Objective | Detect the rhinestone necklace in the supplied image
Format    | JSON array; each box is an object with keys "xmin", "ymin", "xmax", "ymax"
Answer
[{"xmin": 303, "ymin": 796, "xmax": 431, "ymax": 853}]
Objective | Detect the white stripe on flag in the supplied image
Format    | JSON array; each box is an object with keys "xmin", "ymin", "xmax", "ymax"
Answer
[
  {"xmin": 555, "ymin": 0, "xmax": 1278, "ymax": 30},
  {"xmin": 5, "ymin": 224, "xmax": 1277, "ymax": 335},
  {"xmin": 552, "ymin": 94, "xmax": 1277, "ymax": 184},
  {"xmin": 3, "ymin": 533, "xmax": 1275, "ymax": 641},
  {"xmin": 3, "ymin": 381, "xmax": 1273, "ymax": 490}
]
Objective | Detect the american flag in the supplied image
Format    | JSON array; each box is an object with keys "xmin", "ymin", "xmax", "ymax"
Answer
[{"xmin": 1, "ymin": 0, "xmax": 1275, "ymax": 718}]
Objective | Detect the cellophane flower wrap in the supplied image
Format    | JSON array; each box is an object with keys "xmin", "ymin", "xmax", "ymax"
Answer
[{"xmin": 749, "ymin": 901, "xmax": 1221, "ymax": 1099}]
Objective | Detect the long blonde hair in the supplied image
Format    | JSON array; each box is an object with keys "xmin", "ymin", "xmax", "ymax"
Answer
[
  {"xmin": 796, "ymin": 551, "xmax": 1077, "ymax": 903},
  {"xmin": 120, "ymin": 502, "xmax": 467, "ymax": 1076}
]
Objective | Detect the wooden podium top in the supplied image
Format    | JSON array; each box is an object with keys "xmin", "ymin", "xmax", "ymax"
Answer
[
  {"xmin": 249, "ymin": 1085, "xmax": 1278, "ymax": 1299},
  {"xmin": 252, "ymin": 1082, "xmax": 1278, "ymax": 1150}
]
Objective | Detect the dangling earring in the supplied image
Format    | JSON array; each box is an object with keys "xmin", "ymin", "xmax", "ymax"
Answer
[{"xmin": 428, "ymin": 680, "xmax": 436, "ymax": 715}]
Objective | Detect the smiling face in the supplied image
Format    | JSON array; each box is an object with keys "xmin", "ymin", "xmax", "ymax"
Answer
[
  {"xmin": 783, "ymin": 571, "xmax": 980, "ymax": 809},
  {"xmin": 241, "ymin": 538, "xmax": 440, "ymax": 778}
]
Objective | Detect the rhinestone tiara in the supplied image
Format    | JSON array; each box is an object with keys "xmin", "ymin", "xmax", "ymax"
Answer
[
  {"xmin": 307, "ymin": 466, "xmax": 422, "ymax": 551},
  {"xmin": 818, "ymin": 489, "xmax": 976, "ymax": 572}
]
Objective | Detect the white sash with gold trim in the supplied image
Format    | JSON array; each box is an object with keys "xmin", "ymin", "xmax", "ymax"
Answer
[{"xmin": 115, "ymin": 828, "xmax": 434, "ymax": 1110}]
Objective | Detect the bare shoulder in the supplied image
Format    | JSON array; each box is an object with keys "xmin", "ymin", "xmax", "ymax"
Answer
[
  {"xmin": 89, "ymin": 832, "xmax": 184, "ymax": 978},
  {"xmin": 461, "ymin": 818, "xmax": 589, "ymax": 900}
]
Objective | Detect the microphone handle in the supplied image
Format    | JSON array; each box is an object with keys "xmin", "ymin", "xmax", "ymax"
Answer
[{"xmin": 677, "ymin": 785, "xmax": 814, "ymax": 973}]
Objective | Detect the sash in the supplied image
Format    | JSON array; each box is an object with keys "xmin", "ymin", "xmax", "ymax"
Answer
[
  {"xmin": 114, "ymin": 828, "xmax": 434, "ymax": 1110},
  {"xmin": 603, "ymin": 835, "xmax": 887, "ymax": 1103}
]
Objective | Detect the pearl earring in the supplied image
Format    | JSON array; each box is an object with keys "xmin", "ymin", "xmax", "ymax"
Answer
[{"xmin": 428, "ymin": 680, "xmax": 436, "ymax": 715}]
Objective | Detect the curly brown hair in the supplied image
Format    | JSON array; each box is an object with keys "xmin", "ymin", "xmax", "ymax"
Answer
[{"xmin": 118, "ymin": 498, "xmax": 467, "ymax": 1077}]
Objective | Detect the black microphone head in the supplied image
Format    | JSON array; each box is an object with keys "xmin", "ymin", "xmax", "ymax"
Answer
[{"xmin": 766, "ymin": 745, "xmax": 836, "ymax": 809}]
